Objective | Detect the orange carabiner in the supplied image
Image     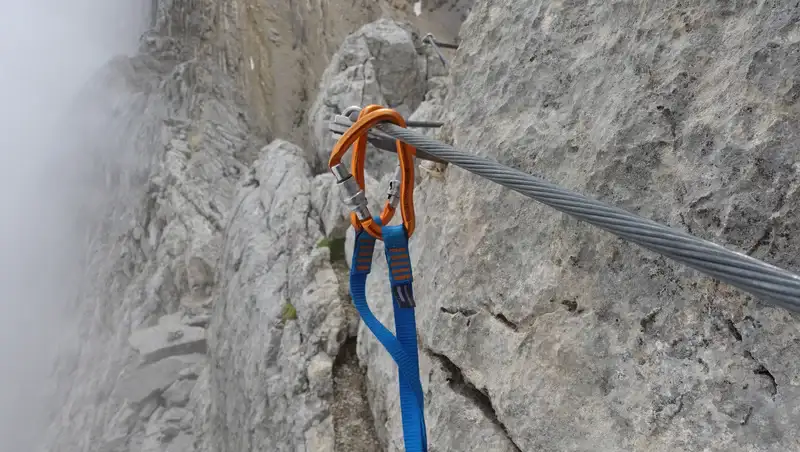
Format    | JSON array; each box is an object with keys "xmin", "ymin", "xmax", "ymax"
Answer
[
  {"xmin": 350, "ymin": 105, "xmax": 396, "ymax": 228},
  {"xmin": 328, "ymin": 105, "xmax": 416, "ymax": 240}
]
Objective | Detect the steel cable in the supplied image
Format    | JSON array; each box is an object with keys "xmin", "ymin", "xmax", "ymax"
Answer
[{"xmin": 378, "ymin": 122, "xmax": 800, "ymax": 312}]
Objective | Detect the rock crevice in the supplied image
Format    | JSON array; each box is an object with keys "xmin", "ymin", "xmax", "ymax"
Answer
[
  {"xmin": 332, "ymin": 338, "xmax": 381, "ymax": 452},
  {"xmin": 426, "ymin": 349, "xmax": 523, "ymax": 452}
]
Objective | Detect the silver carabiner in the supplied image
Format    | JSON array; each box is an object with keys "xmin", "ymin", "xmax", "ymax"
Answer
[{"xmin": 330, "ymin": 163, "xmax": 370, "ymax": 221}]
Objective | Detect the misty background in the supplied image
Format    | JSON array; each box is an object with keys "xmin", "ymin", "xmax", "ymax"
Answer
[{"xmin": 0, "ymin": 1, "xmax": 150, "ymax": 450}]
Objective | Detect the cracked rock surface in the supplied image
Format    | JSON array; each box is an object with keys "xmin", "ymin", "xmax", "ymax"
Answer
[
  {"xmin": 42, "ymin": 6, "xmax": 258, "ymax": 447},
  {"xmin": 351, "ymin": 1, "xmax": 800, "ymax": 451},
  {"xmin": 208, "ymin": 139, "xmax": 351, "ymax": 452},
  {"xmin": 308, "ymin": 18, "xmax": 455, "ymax": 174},
  {"xmin": 40, "ymin": 0, "xmax": 800, "ymax": 451}
]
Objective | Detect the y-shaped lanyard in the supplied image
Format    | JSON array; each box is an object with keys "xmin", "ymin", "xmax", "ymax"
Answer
[{"xmin": 328, "ymin": 105, "xmax": 428, "ymax": 452}]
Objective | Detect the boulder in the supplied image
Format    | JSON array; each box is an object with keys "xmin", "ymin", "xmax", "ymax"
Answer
[
  {"xmin": 303, "ymin": 416, "xmax": 335, "ymax": 452},
  {"xmin": 115, "ymin": 354, "xmax": 206, "ymax": 405},
  {"xmin": 307, "ymin": 353, "xmax": 334, "ymax": 397},
  {"xmin": 128, "ymin": 317, "xmax": 207, "ymax": 364},
  {"xmin": 100, "ymin": 402, "xmax": 139, "ymax": 452},
  {"xmin": 308, "ymin": 19, "xmax": 427, "ymax": 174},
  {"xmin": 138, "ymin": 406, "xmax": 194, "ymax": 452},
  {"xmin": 163, "ymin": 379, "xmax": 197, "ymax": 408}
]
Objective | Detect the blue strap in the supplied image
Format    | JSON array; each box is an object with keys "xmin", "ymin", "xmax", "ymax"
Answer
[{"xmin": 350, "ymin": 221, "xmax": 428, "ymax": 452}]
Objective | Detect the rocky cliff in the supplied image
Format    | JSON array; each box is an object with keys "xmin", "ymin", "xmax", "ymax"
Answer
[
  {"xmin": 352, "ymin": 2, "xmax": 800, "ymax": 451},
  {"xmin": 42, "ymin": 1, "xmax": 465, "ymax": 451},
  {"xmin": 45, "ymin": 1, "xmax": 800, "ymax": 451}
]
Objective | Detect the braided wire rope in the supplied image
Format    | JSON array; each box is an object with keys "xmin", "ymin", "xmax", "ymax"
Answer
[{"xmin": 378, "ymin": 122, "xmax": 800, "ymax": 312}]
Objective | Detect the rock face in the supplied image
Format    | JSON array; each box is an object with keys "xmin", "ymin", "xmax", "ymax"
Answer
[
  {"xmin": 214, "ymin": 0, "xmax": 467, "ymax": 147},
  {"xmin": 42, "ymin": 1, "xmax": 800, "ymax": 452},
  {"xmin": 355, "ymin": 1, "xmax": 800, "ymax": 451},
  {"xmin": 308, "ymin": 18, "xmax": 429, "ymax": 174},
  {"xmin": 43, "ymin": 2, "xmax": 436, "ymax": 451},
  {"xmin": 41, "ymin": 2, "xmax": 260, "ymax": 450},
  {"xmin": 128, "ymin": 315, "xmax": 207, "ymax": 364},
  {"xmin": 207, "ymin": 139, "xmax": 350, "ymax": 451},
  {"xmin": 115, "ymin": 354, "xmax": 205, "ymax": 404}
]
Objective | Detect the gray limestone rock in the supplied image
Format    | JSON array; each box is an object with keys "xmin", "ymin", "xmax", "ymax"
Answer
[
  {"xmin": 308, "ymin": 18, "xmax": 427, "ymax": 174},
  {"xmin": 115, "ymin": 354, "xmax": 206, "ymax": 405},
  {"xmin": 208, "ymin": 139, "xmax": 348, "ymax": 452},
  {"xmin": 41, "ymin": 2, "xmax": 460, "ymax": 452},
  {"xmin": 100, "ymin": 402, "xmax": 139, "ymax": 451},
  {"xmin": 409, "ymin": 76, "xmax": 450, "ymax": 176},
  {"xmin": 355, "ymin": 235, "xmax": 520, "ymax": 451},
  {"xmin": 304, "ymin": 416, "xmax": 335, "ymax": 452},
  {"xmin": 163, "ymin": 379, "xmax": 197, "ymax": 408},
  {"xmin": 138, "ymin": 405, "xmax": 194, "ymax": 452},
  {"xmin": 312, "ymin": 171, "xmax": 384, "ymax": 240},
  {"xmin": 139, "ymin": 399, "xmax": 159, "ymax": 420},
  {"xmin": 161, "ymin": 406, "xmax": 191, "ymax": 425},
  {"xmin": 408, "ymin": 76, "xmax": 448, "ymax": 135},
  {"xmin": 41, "ymin": 8, "xmax": 259, "ymax": 450},
  {"xmin": 46, "ymin": 1, "xmax": 800, "ymax": 451},
  {"xmin": 128, "ymin": 318, "xmax": 207, "ymax": 364},
  {"xmin": 360, "ymin": 1, "xmax": 800, "ymax": 451},
  {"xmin": 311, "ymin": 173, "xmax": 352, "ymax": 239},
  {"xmin": 185, "ymin": 367, "xmax": 213, "ymax": 452},
  {"xmin": 177, "ymin": 361, "xmax": 205, "ymax": 380},
  {"xmin": 165, "ymin": 433, "xmax": 195, "ymax": 452},
  {"xmin": 307, "ymin": 352, "xmax": 334, "ymax": 397},
  {"xmin": 183, "ymin": 313, "xmax": 211, "ymax": 328}
]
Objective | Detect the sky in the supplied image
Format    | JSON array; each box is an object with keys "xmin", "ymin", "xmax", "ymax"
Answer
[{"xmin": 0, "ymin": 1, "xmax": 150, "ymax": 449}]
